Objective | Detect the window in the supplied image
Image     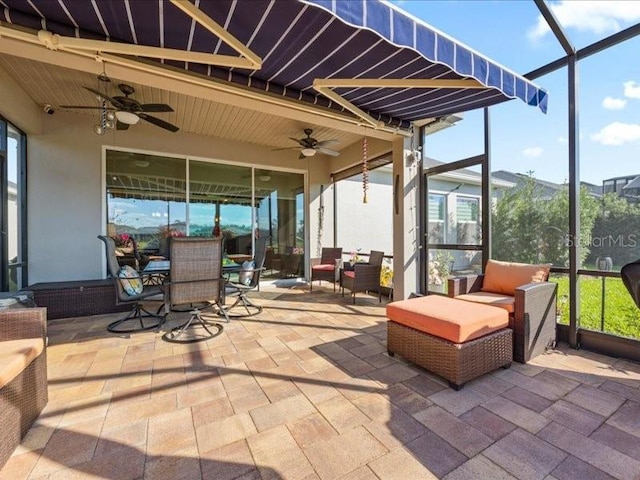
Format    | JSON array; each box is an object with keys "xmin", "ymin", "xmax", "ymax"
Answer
[
  {"xmin": 428, "ymin": 194, "xmax": 446, "ymax": 244},
  {"xmin": 456, "ymin": 196, "xmax": 479, "ymax": 222}
]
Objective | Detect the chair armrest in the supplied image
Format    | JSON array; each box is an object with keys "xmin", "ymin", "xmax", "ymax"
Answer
[
  {"xmin": 0, "ymin": 307, "xmax": 47, "ymax": 342},
  {"xmin": 514, "ymin": 281, "xmax": 557, "ymax": 324},
  {"xmin": 448, "ymin": 275, "xmax": 484, "ymax": 297}
]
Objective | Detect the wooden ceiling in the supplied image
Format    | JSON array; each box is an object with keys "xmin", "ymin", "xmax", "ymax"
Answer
[{"xmin": 0, "ymin": 54, "xmax": 362, "ymax": 152}]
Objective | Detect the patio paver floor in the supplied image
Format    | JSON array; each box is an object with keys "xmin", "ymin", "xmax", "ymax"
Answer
[{"xmin": 2, "ymin": 284, "xmax": 640, "ymax": 479}]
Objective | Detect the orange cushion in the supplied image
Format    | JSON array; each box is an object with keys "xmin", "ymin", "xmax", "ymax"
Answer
[
  {"xmin": 0, "ymin": 338, "xmax": 44, "ymax": 389},
  {"xmin": 481, "ymin": 259, "xmax": 550, "ymax": 296},
  {"xmin": 386, "ymin": 296, "xmax": 508, "ymax": 344},
  {"xmin": 312, "ymin": 264, "xmax": 335, "ymax": 271},
  {"xmin": 343, "ymin": 271, "xmax": 355, "ymax": 279},
  {"xmin": 455, "ymin": 292, "xmax": 515, "ymax": 314}
]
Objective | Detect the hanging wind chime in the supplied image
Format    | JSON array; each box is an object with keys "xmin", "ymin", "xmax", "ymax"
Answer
[{"xmin": 362, "ymin": 137, "xmax": 369, "ymax": 203}]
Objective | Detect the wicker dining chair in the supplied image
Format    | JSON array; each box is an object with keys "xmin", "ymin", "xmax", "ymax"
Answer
[
  {"xmin": 98, "ymin": 235, "xmax": 164, "ymax": 333},
  {"xmin": 162, "ymin": 237, "xmax": 228, "ymax": 343},
  {"xmin": 310, "ymin": 247, "xmax": 343, "ymax": 291},
  {"xmin": 224, "ymin": 237, "xmax": 268, "ymax": 317},
  {"xmin": 340, "ymin": 250, "xmax": 385, "ymax": 304}
]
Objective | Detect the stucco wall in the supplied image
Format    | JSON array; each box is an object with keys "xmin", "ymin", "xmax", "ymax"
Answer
[
  {"xmin": 335, "ymin": 169, "xmax": 393, "ymax": 257},
  {"xmin": 27, "ymin": 111, "xmax": 334, "ymax": 283}
]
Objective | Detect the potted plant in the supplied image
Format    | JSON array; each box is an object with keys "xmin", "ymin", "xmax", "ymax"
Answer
[{"xmin": 428, "ymin": 251, "xmax": 453, "ymax": 293}]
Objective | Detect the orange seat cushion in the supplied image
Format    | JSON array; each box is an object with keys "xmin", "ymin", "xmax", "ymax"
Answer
[
  {"xmin": 312, "ymin": 264, "xmax": 335, "ymax": 271},
  {"xmin": 343, "ymin": 271, "xmax": 355, "ymax": 279},
  {"xmin": 386, "ymin": 295, "xmax": 508, "ymax": 344},
  {"xmin": 455, "ymin": 292, "xmax": 515, "ymax": 314},
  {"xmin": 0, "ymin": 338, "xmax": 44, "ymax": 389},
  {"xmin": 482, "ymin": 259, "xmax": 550, "ymax": 296}
]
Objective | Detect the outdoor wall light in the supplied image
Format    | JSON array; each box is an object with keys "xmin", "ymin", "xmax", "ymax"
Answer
[
  {"xmin": 115, "ymin": 111, "xmax": 140, "ymax": 125},
  {"xmin": 301, "ymin": 147, "xmax": 316, "ymax": 157}
]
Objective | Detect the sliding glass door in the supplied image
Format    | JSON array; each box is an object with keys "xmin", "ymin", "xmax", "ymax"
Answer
[
  {"xmin": 105, "ymin": 149, "xmax": 305, "ymax": 275},
  {"xmin": 0, "ymin": 119, "xmax": 27, "ymax": 290}
]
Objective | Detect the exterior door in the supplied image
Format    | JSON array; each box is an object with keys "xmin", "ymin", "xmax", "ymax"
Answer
[{"xmin": 0, "ymin": 119, "xmax": 27, "ymax": 291}]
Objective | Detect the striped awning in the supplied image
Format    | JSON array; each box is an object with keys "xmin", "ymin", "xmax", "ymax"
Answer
[{"xmin": 0, "ymin": 0, "xmax": 547, "ymax": 129}]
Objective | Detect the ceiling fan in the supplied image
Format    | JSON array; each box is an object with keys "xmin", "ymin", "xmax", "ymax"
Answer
[
  {"xmin": 273, "ymin": 128, "xmax": 340, "ymax": 159},
  {"xmin": 61, "ymin": 82, "xmax": 179, "ymax": 133}
]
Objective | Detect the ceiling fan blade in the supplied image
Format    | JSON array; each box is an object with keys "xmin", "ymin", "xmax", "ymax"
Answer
[
  {"xmin": 60, "ymin": 105, "xmax": 106, "ymax": 110},
  {"xmin": 140, "ymin": 103, "xmax": 174, "ymax": 113},
  {"xmin": 317, "ymin": 147, "xmax": 340, "ymax": 157},
  {"xmin": 299, "ymin": 152, "xmax": 306, "ymax": 160},
  {"xmin": 83, "ymin": 86, "xmax": 120, "ymax": 107},
  {"xmin": 116, "ymin": 121, "xmax": 130, "ymax": 131},
  {"xmin": 271, "ymin": 146, "xmax": 300, "ymax": 151},
  {"xmin": 138, "ymin": 113, "xmax": 179, "ymax": 132},
  {"xmin": 316, "ymin": 139, "xmax": 339, "ymax": 147}
]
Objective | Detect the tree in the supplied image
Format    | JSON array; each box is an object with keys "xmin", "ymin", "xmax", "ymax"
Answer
[
  {"xmin": 492, "ymin": 174, "xmax": 599, "ymax": 266},
  {"xmin": 588, "ymin": 193, "xmax": 640, "ymax": 267}
]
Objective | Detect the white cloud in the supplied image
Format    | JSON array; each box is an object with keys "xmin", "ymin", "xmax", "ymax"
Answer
[
  {"xmin": 557, "ymin": 136, "xmax": 568, "ymax": 144},
  {"xmin": 528, "ymin": 1, "xmax": 640, "ymax": 41},
  {"xmin": 591, "ymin": 122, "xmax": 640, "ymax": 145},
  {"xmin": 624, "ymin": 81, "xmax": 640, "ymax": 99},
  {"xmin": 523, "ymin": 147, "xmax": 543, "ymax": 158},
  {"xmin": 602, "ymin": 97, "xmax": 627, "ymax": 110}
]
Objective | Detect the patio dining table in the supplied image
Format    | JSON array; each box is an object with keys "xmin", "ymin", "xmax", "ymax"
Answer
[{"xmin": 143, "ymin": 259, "xmax": 243, "ymax": 278}]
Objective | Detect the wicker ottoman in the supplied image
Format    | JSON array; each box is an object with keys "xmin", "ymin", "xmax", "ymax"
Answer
[{"xmin": 386, "ymin": 296, "xmax": 512, "ymax": 390}]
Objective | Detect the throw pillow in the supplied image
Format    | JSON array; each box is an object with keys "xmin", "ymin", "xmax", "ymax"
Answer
[
  {"xmin": 239, "ymin": 261, "xmax": 256, "ymax": 286},
  {"xmin": 118, "ymin": 265, "xmax": 143, "ymax": 296},
  {"xmin": 481, "ymin": 259, "xmax": 551, "ymax": 296}
]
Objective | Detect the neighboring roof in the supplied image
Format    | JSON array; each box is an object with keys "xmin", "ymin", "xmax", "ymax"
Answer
[
  {"xmin": 426, "ymin": 159, "xmax": 514, "ymax": 188},
  {"xmin": 0, "ymin": 0, "xmax": 547, "ymax": 130},
  {"xmin": 492, "ymin": 171, "xmax": 603, "ymax": 198},
  {"xmin": 623, "ymin": 176, "xmax": 640, "ymax": 190}
]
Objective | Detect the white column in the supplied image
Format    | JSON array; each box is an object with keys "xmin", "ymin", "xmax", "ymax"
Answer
[{"xmin": 391, "ymin": 132, "xmax": 421, "ymax": 300}]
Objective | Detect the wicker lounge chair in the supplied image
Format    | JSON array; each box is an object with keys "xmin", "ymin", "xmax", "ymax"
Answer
[
  {"xmin": 340, "ymin": 250, "xmax": 384, "ymax": 304},
  {"xmin": 310, "ymin": 247, "xmax": 343, "ymax": 291},
  {"xmin": 448, "ymin": 259, "xmax": 557, "ymax": 363}
]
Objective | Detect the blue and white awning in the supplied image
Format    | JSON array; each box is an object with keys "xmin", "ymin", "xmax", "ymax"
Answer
[{"xmin": 0, "ymin": 0, "xmax": 547, "ymax": 129}]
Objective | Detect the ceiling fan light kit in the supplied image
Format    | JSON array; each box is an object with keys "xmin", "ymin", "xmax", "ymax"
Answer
[
  {"xmin": 301, "ymin": 147, "xmax": 316, "ymax": 157},
  {"xmin": 115, "ymin": 111, "xmax": 140, "ymax": 125}
]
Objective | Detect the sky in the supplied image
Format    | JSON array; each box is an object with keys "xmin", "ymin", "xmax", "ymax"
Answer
[{"xmin": 392, "ymin": 0, "xmax": 640, "ymax": 185}]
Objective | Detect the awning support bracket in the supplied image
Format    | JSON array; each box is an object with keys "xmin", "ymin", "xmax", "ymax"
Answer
[
  {"xmin": 313, "ymin": 77, "xmax": 483, "ymax": 131},
  {"xmin": 0, "ymin": 0, "xmax": 262, "ymax": 71}
]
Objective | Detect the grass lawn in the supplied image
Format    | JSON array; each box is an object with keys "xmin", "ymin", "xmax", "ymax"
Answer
[{"xmin": 552, "ymin": 274, "xmax": 640, "ymax": 340}]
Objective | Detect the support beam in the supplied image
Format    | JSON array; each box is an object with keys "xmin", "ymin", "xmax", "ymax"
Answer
[
  {"xmin": 568, "ymin": 54, "xmax": 580, "ymax": 349},
  {"xmin": 313, "ymin": 85, "xmax": 384, "ymax": 129},
  {"xmin": 0, "ymin": 25, "xmax": 260, "ymax": 70},
  {"xmin": 392, "ymin": 130, "xmax": 421, "ymax": 300},
  {"xmin": 534, "ymin": 0, "xmax": 575, "ymax": 55},
  {"xmin": 169, "ymin": 0, "xmax": 262, "ymax": 68},
  {"xmin": 314, "ymin": 78, "xmax": 484, "ymax": 89}
]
